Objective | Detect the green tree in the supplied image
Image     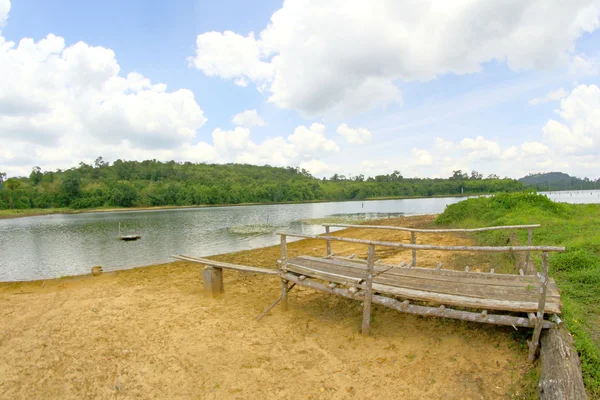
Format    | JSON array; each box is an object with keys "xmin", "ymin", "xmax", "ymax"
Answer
[{"xmin": 30, "ymin": 166, "xmax": 43, "ymax": 185}]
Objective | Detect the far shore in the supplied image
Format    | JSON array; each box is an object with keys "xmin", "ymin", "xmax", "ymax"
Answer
[{"xmin": 0, "ymin": 191, "xmax": 486, "ymax": 220}]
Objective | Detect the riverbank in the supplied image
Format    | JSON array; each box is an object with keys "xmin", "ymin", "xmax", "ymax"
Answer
[
  {"xmin": 0, "ymin": 192, "xmax": 486, "ymax": 220},
  {"xmin": 0, "ymin": 215, "xmax": 537, "ymax": 399}
]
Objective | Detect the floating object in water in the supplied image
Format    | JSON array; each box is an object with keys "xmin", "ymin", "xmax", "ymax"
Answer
[
  {"xmin": 118, "ymin": 222, "xmax": 141, "ymax": 241},
  {"xmin": 91, "ymin": 266, "xmax": 103, "ymax": 276}
]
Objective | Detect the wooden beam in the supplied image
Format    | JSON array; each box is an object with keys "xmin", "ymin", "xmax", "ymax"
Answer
[
  {"xmin": 282, "ymin": 273, "xmax": 554, "ymax": 329},
  {"xmin": 325, "ymin": 226, "xmax": 332, "ymax": 256},
  {"xmin": 525, "ymin": 227, "xmax": 533, "ymax": 268},
  {"xmin": 173, "ymin": 255, "xmax": 279, "ymax": 275},
  {"xmin": 529, "ymin": 251, "xmax": 550, "ymax": 361},
  {"xmin": 322, "ymin": 223, "xmax": 541, "ymax": 233},
  {"xmin": 256, "ymin": 283, "xmax": 296, "ymax": 321},
  {"xmin": 361, "ymin": 244, "xmax": 375, "ymax": 336},
  {"xmin": 411, "ymin": 232, "xmax": 417, "ymax": 267},
  {"xmin": 281, "ymin": 235, "xmax": 289, "ymax": 311},
  {"xmin": 275, "ymin": 232, "xmax": 565, "ymax": 253}
]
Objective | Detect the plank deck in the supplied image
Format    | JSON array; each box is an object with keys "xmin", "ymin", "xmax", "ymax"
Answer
[{"xmin": 287, "ymin": 256, "xmax": 561, "ymax": 314}]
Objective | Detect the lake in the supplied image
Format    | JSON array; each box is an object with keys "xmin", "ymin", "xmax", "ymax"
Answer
[{"xmin": 1, "ymin": 190, "xmax": 599, "ymax": 282}]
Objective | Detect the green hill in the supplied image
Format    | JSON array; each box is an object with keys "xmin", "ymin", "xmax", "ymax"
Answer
[{"xmin": 519, "ymin": 172, "xmax": 599, "ymax": 191}]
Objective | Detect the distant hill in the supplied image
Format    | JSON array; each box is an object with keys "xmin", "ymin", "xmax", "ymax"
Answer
[{"xmin": 519, "ymin": 172, "xmax": 599, "ymax": 190}]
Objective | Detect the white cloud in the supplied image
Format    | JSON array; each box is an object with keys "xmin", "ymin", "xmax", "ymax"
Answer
[
  {"xmin": 434, "ymin": 137, "xmax": 455, "ymax": 152},
  {"xmin": 521, "ymin": 141, "xmax": 549, "ymax": 156},
  {"xmin": 569, "ymin": 54, "xmax": 600, "ymax": 77},
  {"xmin": 231, "ymin": 109, "xmax": 266, "ymax": 127},
  {"xmin": 459, "ymin": 136, "xmax": 502, "ymax": 160},
  {"xmin": 212, "ymin": 127, "xmax": 252, "ymax": 154},
  {"xmin": 543, "ymin": 84, "xmax": 600, "ymax": 154},
  {"xmin": 411, "ymin": 148, "xmax": 433, "ymax": 166},
  {"xmin": 298, "ymin": 159, "xmax": 332, "ymax": 176},
  {"xmin": 501, "ymin": 146, "xmax": 518, "ymax": 160},
  {"xmin": 191, "ymin": 0, "xmax": 600, "ymax": 116},
  {"xmin": 336, "ymin": 123, "xmax": 372, "ymax": 144},
  {"xmin": 529, "ymin": 88, "xmax": 567, "ymax": 105}
]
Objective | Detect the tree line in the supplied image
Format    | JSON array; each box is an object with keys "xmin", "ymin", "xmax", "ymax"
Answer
[{"xmin": 0, "ymin": 158, "xmax": 525, "ymax": 210}]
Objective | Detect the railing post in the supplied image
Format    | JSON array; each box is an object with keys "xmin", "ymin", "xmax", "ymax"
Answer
[
  {"xmin": 528, "ymin": 251, "xmax": 549, "ymax": 361},
  {"xmin": 411, "ymin": 232, "xmax": 417, "ymax": 266},
  {"xmin": 525, "ymin": 228, "xmax": 533, "ymax": 268},
  {"xmin": 361, "ymin": 244, "xmax": 376, "ymax": 336},
  {"xmin": 325, "ymin": 225, "xmax": 332, "ymax": 256},
  {"xmin": 280, "ymin": 235, "xmax": 289, "ymax": 311}
]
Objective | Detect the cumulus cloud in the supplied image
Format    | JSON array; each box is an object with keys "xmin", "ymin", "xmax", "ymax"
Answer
[
  {"xmin": 521, "ymin": 141, "xmax": 549, "ymax": 156},
  {"xmin": 298, "ymin": 159, "xmax": 332, "ymax": 175},
  {"xmin": 336, "ymin": 123, "xmax": 372, "ymax": 144},
  {"xmin": 459, "ymin": 136, "xmax": 502, "ymax": 160},
  {"xmin": 543, "ymin": 84, "xmax": 600, "ymax": 154},
  {"xmin": 0, "ymin": 2, "xmax": 208, "ymax": 175},
  {"xmin": 190, "ymin": 0, "xmax": 600, "ymax": 116},
  {"xmin": 231, "ymin": 109, "xmax": 266, "ymax": 127},
  {"xmin": 411, "ymin": 148, "xmax": 433, "ymax": 166},
  {"xmin": 529, "ymin": 89, "xmax": 567, "ymax": 105}
]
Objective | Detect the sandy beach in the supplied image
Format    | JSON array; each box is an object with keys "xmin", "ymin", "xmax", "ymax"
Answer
[{"xmin": 0, "ymin": 215, "xmax": 535, "ymax": 399}]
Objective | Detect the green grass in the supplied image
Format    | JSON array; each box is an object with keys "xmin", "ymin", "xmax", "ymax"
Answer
[
  {"xmin": 0, "ymin": 208, "xmax": 72, "ymax": 218},
  {"xmin": 436, "ymin": 192, "xmax": 600, "ymax": 397}
]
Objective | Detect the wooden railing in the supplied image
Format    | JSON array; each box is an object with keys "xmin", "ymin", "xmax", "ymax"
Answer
[
  {"xmin": 322, "ymin": 223, "xmax": 541, "ymax": 267},
  {"xmin": 275, "ymin": 230, "xmax": 564, "ymax": 361}
]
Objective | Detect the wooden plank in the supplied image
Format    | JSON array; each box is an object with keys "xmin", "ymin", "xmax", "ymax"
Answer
[
  {"xmin": 322, "ymin": 223, "xmax": 541, "ymax": 233},
  {"xmin": 286, "ymin": 263, "xmax": 363, "ymax": 286},
  {"xmin": 529, "ymin": 251, "xmax": 551, "ymax": 361},
  {"xmin": 362, "ymin": 245, "xmax": 375, "ymax": 336},
  {"xmin": 282, "ymin": 273, "xmax": 555, "ymax": 329},
  {"xmin": 369, "ymin": 281, "xmax": 560, "ymax": 313},
  {"xmin": 281, "ymin": 235, "xmax": 288, "ymax": 311},
  {"xmin": 173, "ymin": 255, "xmax": 279, "ymax": 275},
  {"xmin": 276, "ymin": 232, "xmax": 565, "ymax": 253}
]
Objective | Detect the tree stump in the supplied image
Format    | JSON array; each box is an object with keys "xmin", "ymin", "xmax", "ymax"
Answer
[
  {"xmin": 539, "ymin": 325, "xmax": 587, "ymax": 400},
  {"xmin": 202, "ymin": 267, "xmax": 224, "ymax": 297}
]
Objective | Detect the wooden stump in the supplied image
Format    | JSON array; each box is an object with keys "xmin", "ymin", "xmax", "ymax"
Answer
[
  {"xmin": 202, "ymin": 267, "xmax": 224, "ymax": 297},
  {"xmin": 539, "ymin": 325, "xmax": 587, "ymax": 400}
]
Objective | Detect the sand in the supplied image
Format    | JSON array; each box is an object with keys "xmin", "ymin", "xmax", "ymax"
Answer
[{"xmin": 0, "ymin": 215, "xmax": 535, "ymax": 399}]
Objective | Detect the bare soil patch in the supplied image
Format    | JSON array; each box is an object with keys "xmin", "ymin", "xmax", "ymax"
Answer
[{"xmin": 0, "ymin": 215, "xmax": 534, "ymax": 399}]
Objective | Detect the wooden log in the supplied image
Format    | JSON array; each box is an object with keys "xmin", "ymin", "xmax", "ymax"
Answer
[
  {"xmin": 529, "ymin": 251, "xmax": 550, "ymax": 361},
  {"xmin": 528, "ymin": 312, "xmax": 538, "ymax": 326},
  {"xmin": 256, "ymin": 283, "xmax": 296, "ymax": 321},
  {"xmin": 282, "ymin": 273, "xmax": 554, "ymax": 329},
  {"xmin": 411, "ymin": 232, "xmax": 417, "ymax": 267},
  {"xmin": 173, "ymin": 255, "xmax": 279, "ymax": 275},
  {"xmin": 525, "ymin": 228, "xmax": 533, "ymax": 268},
  {"xmin": 539, "ymin": 325, "xmax": 588, "ymax": 400},
  {"xmin": 325, "ymin": 226, "xmax": 332, "ymax": 256},
  {"xmin": 202, "ymin": 267, "xmax": 224, "ymax": 297},
  {"xmin": 298, "ymin": 275, "xmax": 306, "ymax": 281},
  {"xmin": 281, "ymin": 235, "xmax": 289, "ymax": 311},
  {"xmin": 275, "ymin": 232, "xmax": 565, "ymax": 253},
  {"xmin": 362, "ymin": 245, "xmax": 376, "ymax": 336},
  {"xmin": 490, "ymin": 268, "xmax": 495, "ymax": 275},
  {"xmin": 436, "ymin": 263, "xmax": 443, "ymax": 271},
  {"xmin": 481, "ymin": 310, "xmax": 488, "ymax": 319},
  {"xmin": 520, "ymin": 269, "xmax": 525, "ymax": 276},
  {"xmin": 322, "ymin": 223, "xmax": 541, "ymax": 233},
  {"xmin": 328, "ymin": 283, "xmax": 337, "ymax": 289},
  {"xmin": 465, "ymin": 266, "xmax": 470, "ymax": 272}
]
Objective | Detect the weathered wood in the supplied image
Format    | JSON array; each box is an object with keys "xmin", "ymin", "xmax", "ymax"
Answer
[
  {"xmin": 325, "ymin": 226, "xmax": 332, "ymax": 256},
  {"xmin": 276, "ymin": 232, "xmax": 565, "ymax": 253},
  {"xmin": 256, "ymin": 283, "xmax": 296, "ymax": 321},
  {"xmin": 282, "ymin": 273, "xmax": 554, "ymax": 329},
  {"xmin": 322, "ymin": 223, "xmax": 541, "ymax": 233},
  {"xmin": 436, "ymin": 263, "xmax": 443, "ymax": 271},
  {"xmin": 465, "ymin": 266, "xmax": 470, "ymax": 272},
  {"xmin": 411, "ymin": 232, "xmax": 417, "ymax": 267},
  {"xmin": 525, "ymin": 228, "xmax": 533, "ymax": 268},
  {"xmin": 529, "ymin": 251, "xmax": 550, "ymax": 361},
  {"xmin": 490, "ymin": 268, "xmax": 495, "ymax": 274},
  {"xmin": 481, "ymin": 310, "xmax": 488, "ymax": 319},
  {"xmin": 528, "ymin": 312, "xmax": 538, "ymax": 326},
  {"xmin": 172, "ymin": 255, "xmax": 279, "ymax": 275},
  {"xmin": 202, "ymin": 267, "xmax": 224, "ymax": 297},
  {"xmin": 539, "ymin": 325, "xmax": 587, "ymax": 400},
  {"xmin": 361, "ymin": 245, "xmax": 375, "ymax": 336},
  {"xmin": 281, "ymin": 235, "xmax": 289, "ymax": 311}
]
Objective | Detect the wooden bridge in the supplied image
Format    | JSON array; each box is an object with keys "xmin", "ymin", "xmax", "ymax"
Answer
[{"xmin": 174, "ymin": 223, "xmax": 565, "ymax": 361}]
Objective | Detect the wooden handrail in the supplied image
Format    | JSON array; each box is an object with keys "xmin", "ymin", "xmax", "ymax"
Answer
[
  {"xmin": 275, "ymin": 232, "xmax": 565, "ymax": 253},
  {"xmin": 322, "ymin": 223, "xmax": 541, "ymax": 233}
]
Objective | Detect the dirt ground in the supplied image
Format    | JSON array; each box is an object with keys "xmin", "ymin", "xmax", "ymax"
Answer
[{"xmin": 0, "ymin": 215, "xmax": 535, "ymax": 399}]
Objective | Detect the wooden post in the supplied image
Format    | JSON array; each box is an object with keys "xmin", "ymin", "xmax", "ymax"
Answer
[
  {"xmin": 525, "ymin": 228, "xmax": 533, "ymax": 268},
  {"xmin": 280, "ymin": 235, "xmax": 289, "ymax": 311},
  {"xmin": 361, "ymin": 244, "xmax": 376, "ymax": 336},
  {"xmin": 325, "ymin": 226, "xmax": 332, "ymax": 256},
  {"xmin": 411, "ymin": 232, "xmax": 417, "ymax": 267},
  {"xmin": 529, "ymin": 251, "xmax": 550, "ymax": 361},
  {"xmin": 202, "ymin": 266, "xmax": 224, "ymax": 297}
]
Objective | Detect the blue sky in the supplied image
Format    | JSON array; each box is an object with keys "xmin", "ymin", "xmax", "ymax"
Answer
[{"xmin": 1, "ymin": 0, "xmax": 600, "ymax": 179}]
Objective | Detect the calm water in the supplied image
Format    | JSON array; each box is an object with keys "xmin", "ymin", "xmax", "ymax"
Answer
[{"xmin": 1, "ymin": 191, "xmax": 599, "ymax": 282}]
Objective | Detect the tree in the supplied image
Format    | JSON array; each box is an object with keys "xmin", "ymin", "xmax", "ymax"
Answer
[
  {"xmin": 470, "ymin": 170, "xmax": 483, "ymax": 180},
  {"xmin": 0, "ymin": 172, "xmax": 6, "ymax": 184},
  {"xmin": 5, "ymin": 178, "xmax": 21, "ymax": 191},
  {"xmin": 30, "ymin": 166, "xmax": 43, "ymax": 185},
  {"xmin": 60, "ymin": 172, "xmax": 82, "ymax": 205}
]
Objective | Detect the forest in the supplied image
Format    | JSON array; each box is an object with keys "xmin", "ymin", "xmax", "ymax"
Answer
[{"xmin": 0, "ymin": 158, "xmax": 525, "ymax": 210}]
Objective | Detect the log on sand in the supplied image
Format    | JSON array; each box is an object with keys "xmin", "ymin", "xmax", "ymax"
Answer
[{"xmin": 539, "ymin": 324, "xmax": 587, "ymax": 400}]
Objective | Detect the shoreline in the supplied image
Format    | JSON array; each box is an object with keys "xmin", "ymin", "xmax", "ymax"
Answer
[{"xmin": 0, "ymin": 192, "xmax": 484, "ymax": 220}]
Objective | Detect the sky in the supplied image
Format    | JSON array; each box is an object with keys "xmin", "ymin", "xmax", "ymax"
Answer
[{"xmin": 1, "ymin": 0, "xmax": 600, "ymax": 180}]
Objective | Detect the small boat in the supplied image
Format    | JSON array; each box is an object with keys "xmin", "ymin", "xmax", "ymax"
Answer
[{"xmin": 118, "ymin": 222, "xmax": 141, "ymax": 241}]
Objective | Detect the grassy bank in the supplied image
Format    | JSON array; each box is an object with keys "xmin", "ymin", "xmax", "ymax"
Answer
[{"xmin": 436, "ymin": 192, "xmax": 600, "ymax": 397}]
